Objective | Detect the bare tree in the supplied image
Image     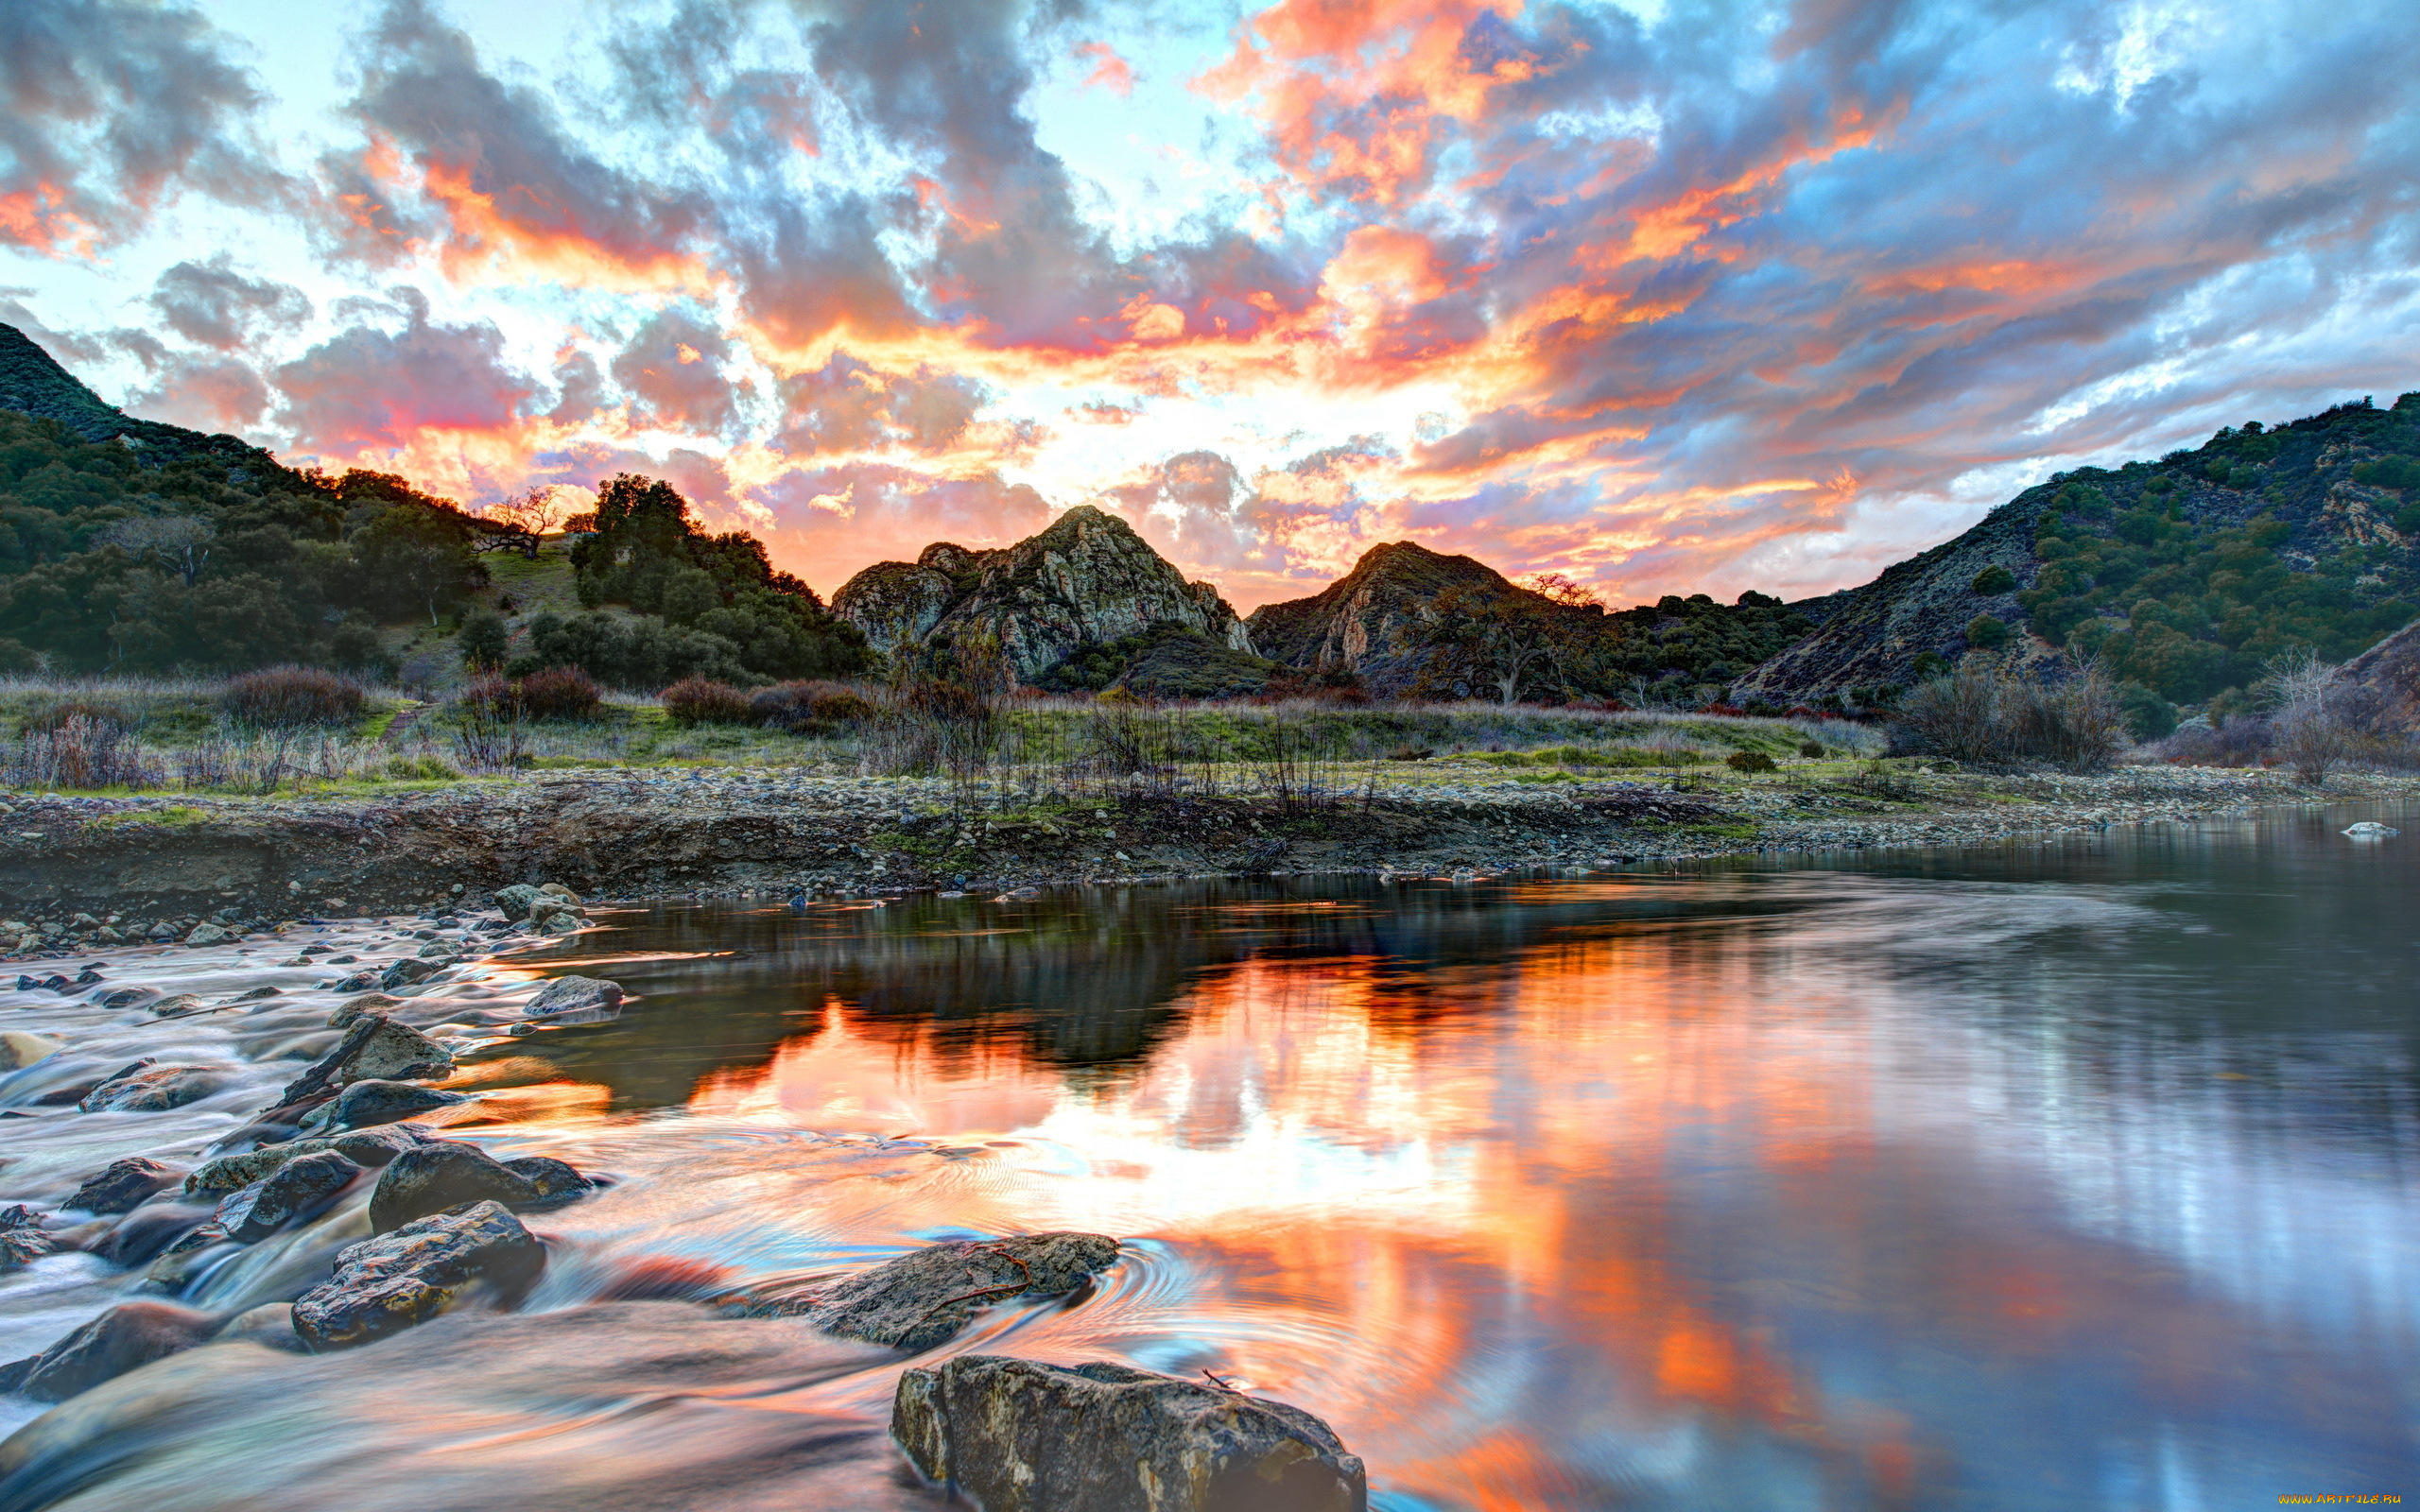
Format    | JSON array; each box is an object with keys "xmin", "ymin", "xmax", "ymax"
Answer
[
  {"xmin": 2264, "ymin": 647, "xmax": 2350, "ymax": 784},
  {"xmin": 471, "ymin": 487, "xmax": 566, "ymax": 558},
  {"xmin": 96, "ymin": 515, "xmax": 215, "ymax": 587}
]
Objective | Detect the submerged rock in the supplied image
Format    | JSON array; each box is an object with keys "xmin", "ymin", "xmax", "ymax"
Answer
[
  {"xmin": 214, "ymin": 1150, "xmax": 359, "ymax": 1242},
  {"xmin": 78, "ymin": 1063, "xmax": 233, "ymax": 1113},
  {"xmin": 0, "ymin": 1302, "xmax": 216, "ymax": 1401},
  {"xmin": 801, "ymin": 1232, "xmax": 1118, "ymax": 1351},
  {"xmin": 213, "ymin": 1303, "xmax": 309, "ymax": 1353},
  {"xmin": 68, "ymin": 1156, "xmax": 184, "ymax": 1214},
  {"xmin": 892, "ymin": 1354, "xmax": 1368, "ymax": 1512},
  {"xmin": 0, "ymin": 1030, "xmax": 62, "ymax": 1070},
  {"xmin": 524, "ymin": 975, "xmax": 623, "ymax": 1021},
  {"xmin": 290, "ymin": 1200, "xmax": 546, "ymax": 1349},
  {"xmin": 368, "ymin": 1140, "xmax": 542, "ymax": 1232},
  {"xmin": 500, "ymin": 1155, "xmax": 593, "ymax": 1204},
  {"xmin": 302, "ymin": 1079, "xmax": 467, "ymax": 1133},
  {"xmin": 0, "ymin": 1205, "xmax": 53, "ymax": 1269}
]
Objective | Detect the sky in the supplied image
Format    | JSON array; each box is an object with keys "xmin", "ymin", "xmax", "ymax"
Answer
[{"xmin": 3, "ymin": 0, "xmax": 2417, "ymax": 610}]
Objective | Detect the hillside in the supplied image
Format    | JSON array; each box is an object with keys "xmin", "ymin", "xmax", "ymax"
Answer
[
  {"xmin": 832, "ymin": 506, "xmax": 1253, "ymax": 683},
  {"xmin": 1739, "ymin": 392, "xmax": 2420, "ymax": 711},
  {"xmin": 0, "ymin": 322, "xmax": 275, "ymax": 472}
]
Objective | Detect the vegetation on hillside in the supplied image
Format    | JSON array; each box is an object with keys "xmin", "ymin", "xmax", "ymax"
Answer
[{"xmin": 2014, "ymin": 394, "xmax": 2420, "ymax": 713}]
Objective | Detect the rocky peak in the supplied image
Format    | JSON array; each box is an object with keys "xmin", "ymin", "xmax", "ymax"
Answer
[
  {"xmin": 1246, "ymin": 540, "xmax": 1526, "ymax": 696},
  {"xmin": 833, "ymin": 505, "xmax": 1253, "ymax": 679}
]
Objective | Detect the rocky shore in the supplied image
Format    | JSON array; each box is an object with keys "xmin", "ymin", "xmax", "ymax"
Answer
[{"xmin": 0, "ymin": 763, "xmax": 2413, "ymax": 937}]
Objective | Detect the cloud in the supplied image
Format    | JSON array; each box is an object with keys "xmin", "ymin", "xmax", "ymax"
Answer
[
  {"xmin": 147, "ymin": 257, "xmax": 310, "ymax": 350},
  {"xmin": 611, "ymin": 305, "xmax": 745, "ymax": 436},
  {"xmin": 125, "ymin": 352, "xmax": 269, "ymax": 433},
  {"xmin": 773, "ymin": 352, "xmax": 986, "ymax": 457},
  {"xmin": 270, "ymin": 287, "xmax": 534, "ymax": 453},
  {"xmin": 0, "ymin": 0, "xmax": 280, "ymax": 254},
  {"xmin": 754, "ymin": 461, "xmax": 1054, "ymax": 586}
]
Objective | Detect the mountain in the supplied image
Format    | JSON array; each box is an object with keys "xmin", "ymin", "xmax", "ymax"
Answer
[
  {"xmin": 831, "ymin": 506, "xmax": 1254, "ymax": 682},
  {"xmin": 1737, "ymin": 391, "xmax": 2420, "ymax": 709},
  {"xmin": 1245, "ymin": 541, "xmax": 1518, "ymax": 696},
  {"xmin": 0, "ymin": 322, "xmax": 274, "ymax": 473},
  {"xmin": 1247, "ymin": 541, "xmax": 1815, "ymax": 701}
]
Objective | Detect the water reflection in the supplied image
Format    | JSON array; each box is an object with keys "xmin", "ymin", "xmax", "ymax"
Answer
[{"xmin": 40, "ymin": 802, "xmax": 2415, "ymax": 1510}]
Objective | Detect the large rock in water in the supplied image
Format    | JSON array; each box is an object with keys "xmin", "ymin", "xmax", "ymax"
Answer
[
  {"xmin": 801, "ymin": 1232, "xmax": 1118, "ymax": 1351},
  {"xmin": 78, "ymin": 1063, "xmax": 233, "ymax": 1112},
  {"xmin": 69, "ymin": 1156, "xmax": 184, "ymax": 1213},
  {"xmin": 0, "ymin": 1302, "xmax": 216, "ymax": 1401},
  {"xmin": 290, "ymin": 1200, "xmax": 546, "ymax": 1349},
  {"xmin": 892, "ymin": 1354, "xmax": 1368, "ymax": 1512},
  {"xmin": 213, "ymin": 1150, "xmax": 359, "ymax": 1242},
  {"xmin": 184, "ymin": 1123, "xmax": 429, "ymax": 1194},
  {"xmin": 302, "ymin": 1078, "xmax": 467, "ymax": 1132},
  {"xmin": 832, "ymin": 507, "xmax": 1254, "ymax": 681},
  {"xmin": 367, "ymin": 1140, "xmax": 542, "ymax": 1231}
]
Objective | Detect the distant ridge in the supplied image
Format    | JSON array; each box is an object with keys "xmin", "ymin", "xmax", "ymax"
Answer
[
  {"xmin": 0, "ymin": 321, "xmax": 277, "ymax": 472},
  {"xmin": 1245, "ymin": 541, "xmax": 1537, "ymax": 697}
]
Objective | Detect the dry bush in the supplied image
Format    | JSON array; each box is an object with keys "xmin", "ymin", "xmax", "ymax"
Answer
[
  {"xmin": 752, "ymin": 680, "xmax": 875, "ymax": 731},
  {"xmin": 223, "ymin": 666, "xmax": 366, "ymax": 729},
  {"xmin": 20, "ymin": 699, "xmax": 133, "ymax": 736},
  {"xmin": 518, "ymin": 666, "xmax": 602, "ymax": 721},
  {"xmin": 1892, "ymin": 657, "xmax": 2124, "ymax": 769},
  {"xmin": 6, "ymin": 713, "xmax": 157, "ymax": 789},
  {"xmin": 662, "ymin": 678, "xmax": 756, "ymax": 726},
  {"xmin": 2262, "ymin": 648, "xmax": 2352, "ymax": 784}
]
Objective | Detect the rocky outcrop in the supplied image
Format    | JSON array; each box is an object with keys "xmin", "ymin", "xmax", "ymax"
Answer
[
  {"xmin": 1245, "ymin": 541, "xmax": 1530, "ymax": 697},
  {"xmin": 787, "ymin": 1232, "xmax": 1120, "ymax": 1351},
  {"xmin": 892, "ymin": 1354, "xmax": 1368, "ymax": 1512},
  {"xmin": 833, "ymin": 507, "xmax": 1253, "ymax": 680},
  {"xmin": 2342, "ymin": 618, "xmax": 2420, "ymax": 733},
  {"xmin": 0, "ymin": 1302, "xmax": 217, "ymax": 1401},
  {"xmin": 291, "ymin": 1200, "xmax": 546, "ymax": 1349}
]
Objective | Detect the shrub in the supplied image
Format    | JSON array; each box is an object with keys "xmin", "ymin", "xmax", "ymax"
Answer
[
  {"xmin": 458, "ymin": 610, "xmax": 510, "ymax": 671},
  {"xmin": 1799, "ymin": 740, "xmax": 1824, "ymax": 758},
  {"xmin": 1892, "ymin": 659, "xmax": 2126, "ymax": 769},
  {"xmin": 662, "ymin": 677, "xmax": 756, "ymax": 726},
  {"xmin": 223, "ymin": 666, "xmax": 366, "ymax": 729},
  {"xmin": 1965, "ymin": 614, "xmax": 2012, "ymax": 649},
  {"xmin": 385, "ymin": 754, "xmax": 461, "ymax": 781},
  {"xmin": 1971, "ymin": 564, "xmax": 2018, "ymax": 595},
  {"xmin": 1726, "ymin": 750, "xmax": 1778, "ymax": 772},
  {"xmin": 751, "ymin": 680, "xmax": 875, "ymax": 731},
  {"xmin": 22, "ymin": 699, "xmax": 133, "ymax": 736},
  {"xmin": 516, "ymin": 666, "xmax": 602, "ymax": 721}
]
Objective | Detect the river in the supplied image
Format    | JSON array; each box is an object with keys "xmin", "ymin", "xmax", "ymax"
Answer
[{"xmin": 0, "ymin": 799, "xmax": 2413, "ymax": 1509}]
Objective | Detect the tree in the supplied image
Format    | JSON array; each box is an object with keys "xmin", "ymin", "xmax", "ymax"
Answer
[
  {"xmin": 95, "ymin": 515, "xmax": 215, "ymax": 587},
  {"xmin": 459, "ymin": 609, "xmax": 510, "ymax": 670},
  {"xmin": 472, "ymin": 487, "xmax": 566, "ymax": 558},
  {"xmin": 351, "ymin": 506, "xmax": 487, "ymax": 626},
  {"xmin": 1420, "ymin": 585, "xmax": 1579, "ymax": 704},
  {"xmin": 2263, "ymin": 647, "xmax": 2350, "ymax": 783}
]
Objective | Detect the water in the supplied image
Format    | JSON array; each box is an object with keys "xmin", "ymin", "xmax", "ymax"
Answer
[{"xmin": 0, "ymin": 799, "xmax": 2415, "ymax": 1509}]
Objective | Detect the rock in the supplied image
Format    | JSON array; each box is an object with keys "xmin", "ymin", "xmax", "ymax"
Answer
[
  {"xmin": 1, "ymin": 1302, "xmax": 218, "ymax": 1401},
  {"xmin": 68, "ymin": 1156, "xmax": 183, "ymax": 1214},
  {"xmin": 146, "ymin": 993, "xmax": 211, "ymax": 1020},
  {"xmin": 228, "ymin": 985, "xmax": 281, "ymax": 1002},
  {"xmin": 833, "ymin": 507, "xmax": 1256, "ymax": 681},
  {"xmin": 214, "ymin": 1151, "xmax": 359, "ymax": 1242},
  {"xmin": 368, "ymin": 1140, "xmax": 542, "ymax": 1232},
  {"xmin": 327, "ymin": 992, "xmax": 406, "ymax": 1027},
  {"xmin": 500, "ymin": 1155, "xmax": 592, "ymax": 1204},
  {"xmin": 804, "ymin": 1232, "xmax": 1119, "ymax": 1350},
  {"xmin": 213, "ymin": 1302, "xmax": 308, "ymax": 1352},
  {"xmin": 0, "ymin": 1029, "xmax": 62, "ymax": 1070},
  {"xmin": 892, "ymin": 1354, "xmax": 1368, "ymax": 1512},
  {"xmin": 378, "ymin": 957, "xmax": 441, "ymax": 990},
  {"xmin": 525, "ymin": 975, "xmax": 624, "ymax": 1020},
  {"xmin": 184, "ymin": 922, "xmax": 234, "ymax": 947},
  {"xmin": 537, "ymin": 883, "xmax": 583, "ymax": 905},
  {"xmin": 2342, "ymin": 821, "xmax": 2400, "ymax": 838},
  {"xmin": 78, "ymin": 1063, "xmax": 233, "ymax": 1113},
  {"xmin": 93, "ymin": 1200, "xmax": 216, "ymax": 1265},
  {"xmin": 330, "ymin": 971, "xmax": 379, "ymax": 992},
  {"xmin": 0, "ymin": 1205, "xmax": 54, "ymax": 1269},
  {"xmin": 493, "ymin": 884, "xmax": 544, "ymax": 921},
  {"xmin": 533, "ymin": 910, "xmax": 584, "ymax": 936},
  {"xmin": 340, "ymin": 1018, "xmax": 453, "ymax": 1084},
  {"xmin": 184, "ymin": 1123, "xmax": 429, "ymax": 1194},
  {"xmin": 290, "ymin": 1200, "xmax": 546, "ymax": 1349},
  {"xmin": 415, "ymin": 938, "xmax": 461, "ymax": 960},
  {"xmin": 95, "ymin": 986, "xmax": 156, "ymax": 1009},
  {"xmin": 302, "ymin": 1078, "xmax": 468, "ymax": 1132}
]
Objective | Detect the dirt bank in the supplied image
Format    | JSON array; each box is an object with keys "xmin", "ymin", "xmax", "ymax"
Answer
[{"xmin": 1, "ymin": 764, "xmax": 2412, "ymax": 948}]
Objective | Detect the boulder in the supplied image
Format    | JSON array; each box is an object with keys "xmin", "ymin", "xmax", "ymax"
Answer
[
  {"xmin": 95, "ymin": 986, "xmax": 156, "ymax": 1009},
  {"xmin": 501, "ymin": 1155, "xmax": 592, "ymax": 1204},
  {"xmin": 0, "ymin": 1029, "xmax": 62, "ymax": 1070},
  {"xmin": 530, "ymin": 903, "xmax": 584, "ymax": 936},
  {"xmin": 184, "ymin": 922, "xmax": 234, "ymax": 947},
  {"xmin": 804, "ymin": 1232, "xmax": 1119, "ymax": 1350},
  {"xmin": 302, "ymin": 1078, "xmax": 468, "ymax": 1132},
  {"xmin": 368, "ymin": 1141, "xmax": 542, "ymax": 1232},
  {"xmin": 290, "ymin": 1200, "xmax": 546, "ymax": 1349},
  {"xmin": 0, "ymin": 1205, "xmax": 54, "ymax": 1269},
  {"xmin": 78, "ymin": 1063, "xmax": 233, "ymax": 1113},
  {"xmin": 0, "ymin": 1302, "xmax": 217, "ymax": 1401},
  {"xmin": 415, "ymin": 938, "xmax": 461, "ymax": 960},
  {"xmin": 327, "ymin": 992, "xmax": 406, "ymax": 1028},
  {"xmin": 214, "ymin": 1150, "xmax": 359, "ymax": 1242},
  {"xmin": 378, "ymin": 957, "xmax": 441, "ymax": 991},
  {"xmin": 278, "ymin": 1016, "xmax": 453, "ymax": 1106},
  {"xmin": 892, "ymin": 1355, "xmax": 1368, "ymax": 1512},
  {"xmin": 330, "ymin": 971, "xmax": 379, "ymax": 993},
  {"xmin": 184, "ymin": 1123, "xmax": 429, "ymax": 1194},
  {"xmin": 213, "ymin": 1302, "xmax": 308, "ymax": 1353},
  {"xmin": 493, "ymin": 884, "xmax": 544, "ymax": 921},
  {"xmin": 68, "ymin": 1156, "xmax": 184, "ymax": 1214},
  {"xmin": 145, "ymin": 993, "xmax": 207, "ymax": 1019},
  {"xmin": 538, "ymin": 883, "xmax": 583, "ymax": 904},
  {"xmin": 525, "ymin": 975, "xmax": 624, "ymax": 1020}
]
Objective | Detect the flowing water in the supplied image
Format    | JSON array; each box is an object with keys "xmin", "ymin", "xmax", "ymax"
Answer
[{"xmin": 0, "ymin": 799, "xmax": 2415, "ymax": 1509}]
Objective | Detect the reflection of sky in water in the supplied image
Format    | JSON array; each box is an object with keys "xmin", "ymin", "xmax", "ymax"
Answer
[{"xmin": 21, "ymin": 802, "xmax": 2410, "ymax": 1510}]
